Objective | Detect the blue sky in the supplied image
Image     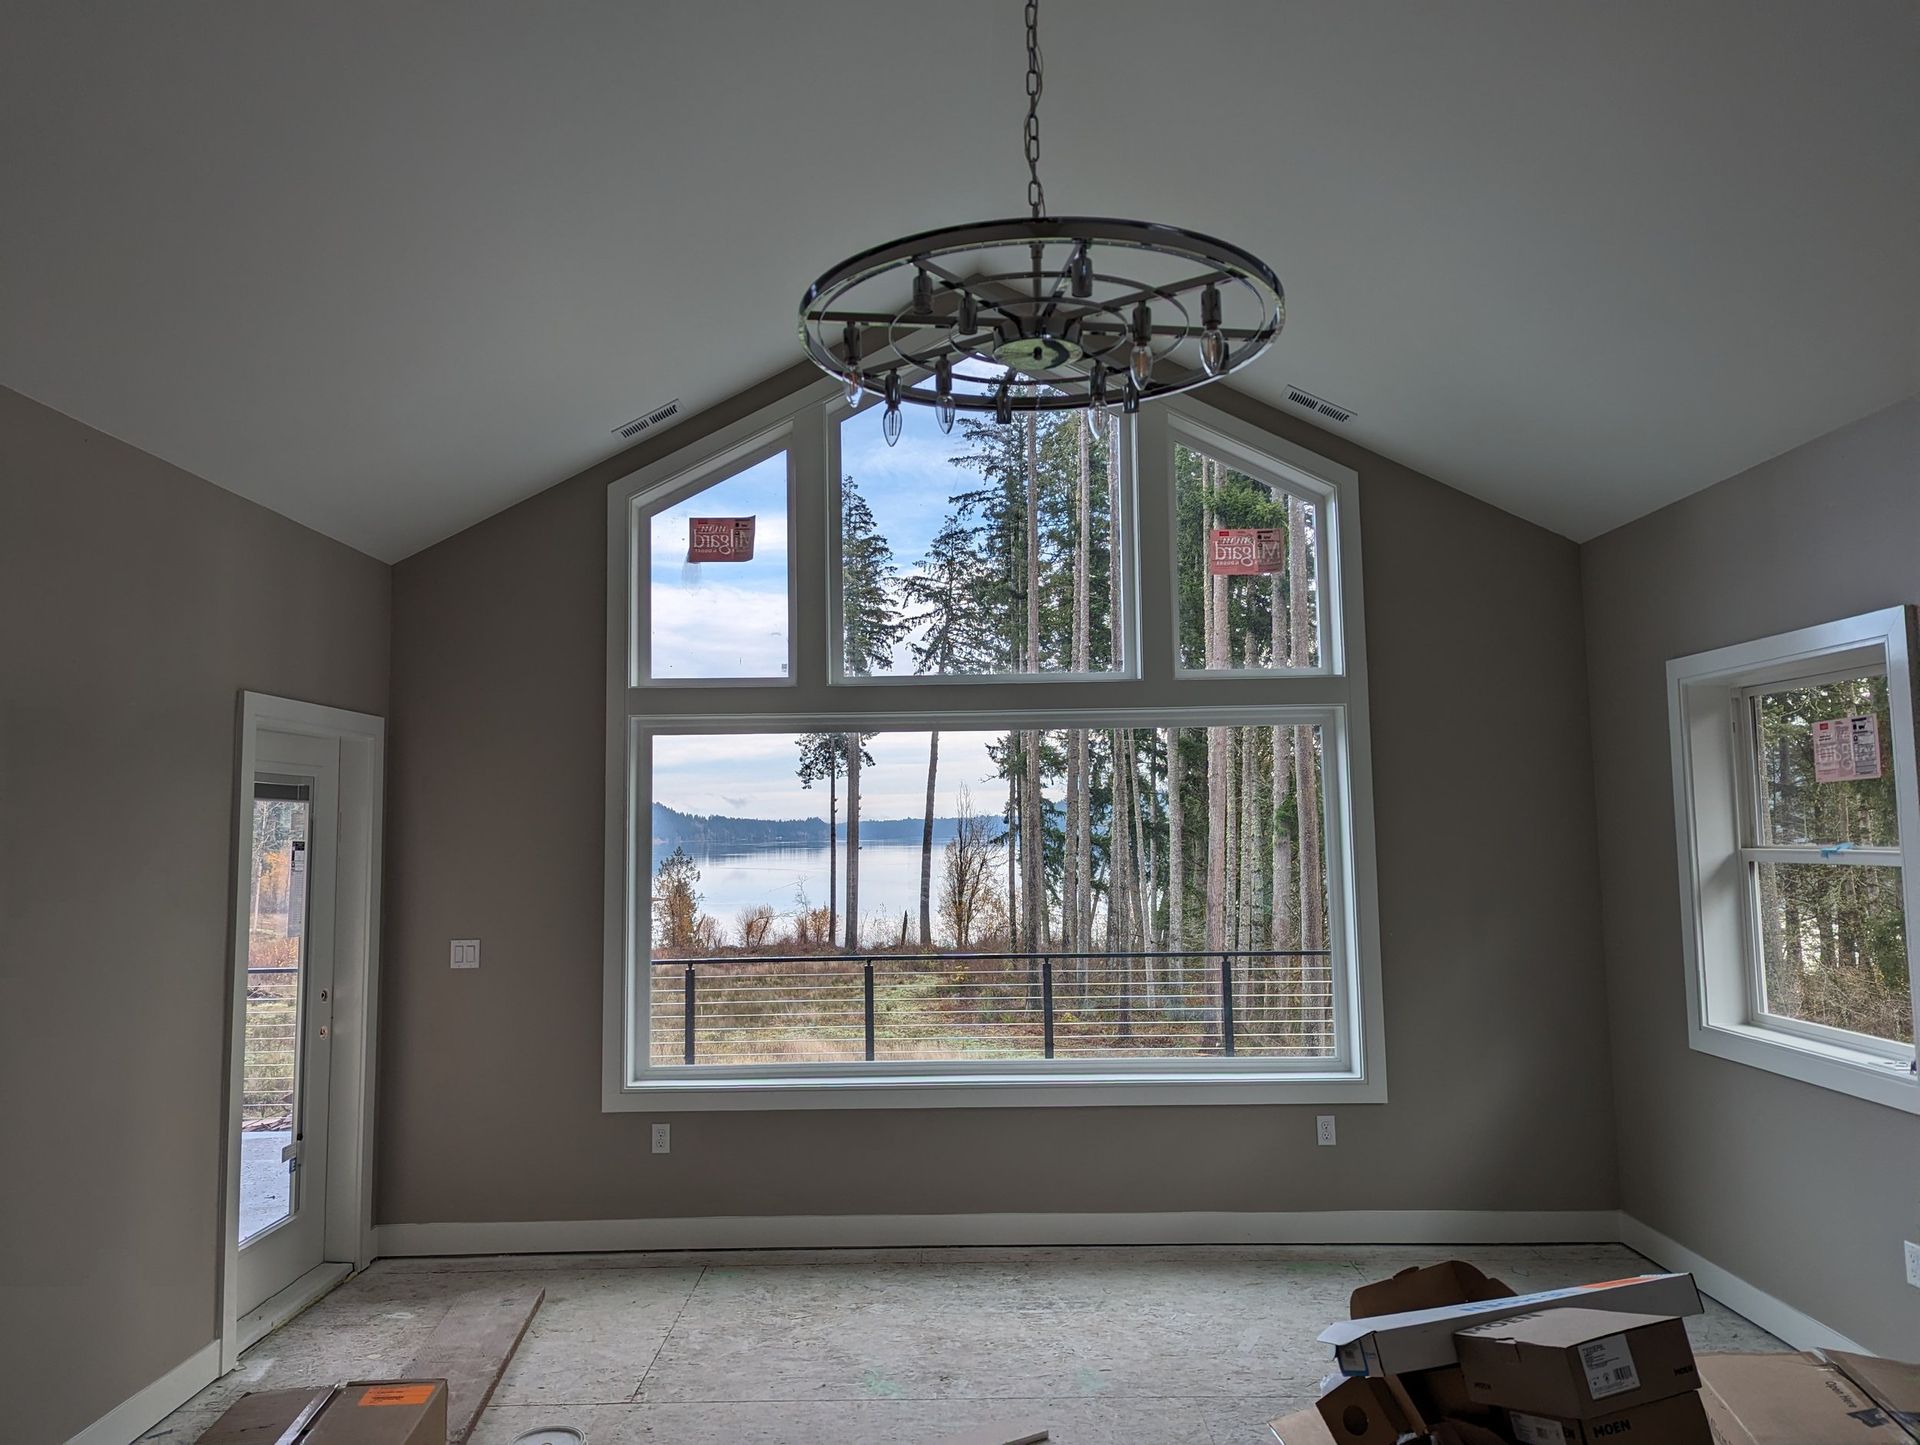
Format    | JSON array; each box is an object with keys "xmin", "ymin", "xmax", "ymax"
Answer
[{"xmin": 650, "ymin": 405, "xmax": 1004, "ymax": 820}]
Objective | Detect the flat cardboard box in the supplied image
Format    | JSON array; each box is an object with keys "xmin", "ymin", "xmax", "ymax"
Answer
[
  {"xmin": 197, "ymin": 1380, "xmax": 447, "ymax": 1445},
  {"xmin": 1826, "ymin": 1350, "xmax": 1920, "ymax": 1443},
  {"xmin": 1699, "ymin": 1352, "xmax": 1913, "ymax": 1443},
  {"xmin": 1506, "ymin": 1389, "xmax": 1712, "ymax": 1444},
  {"xmin": 1320, "ymin": 1273, "xmax": 1703, "ymax": 1378},
  {"xmin": 1349, "ymin": 1260, "xmax": 1515, "ymax": 1320},
  {"xmin": 196, "ymin": 1387, "xmax": 336, "ymax": 1444},
  {"xmin": 1268, "ymin": 1406, "xmax": 1336, "ymax": 1444},
  {"xmin": 1456, "ymin": 1308, "xmax": 1700, "ymax": 1418}
]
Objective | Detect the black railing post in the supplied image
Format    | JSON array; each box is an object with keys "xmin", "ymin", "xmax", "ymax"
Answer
[
  {"xmin": 863, "ymin": 959, "xmax": 877, "ymax": 1062},
  {"xmin": 683, "ymin": 963, "xmax": 697, "ymax": 1065},
  {"xmin": 1220, "ymin": 953, "xmax": 1236, "ymax": 1056},
  {"xmin": 1041, "ymin": 956, "xmax": 1055, "ymax": 1059}
]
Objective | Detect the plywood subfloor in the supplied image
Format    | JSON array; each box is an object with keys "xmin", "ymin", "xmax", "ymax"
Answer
[{"xmin": 139, "ymin": 1243, "xmax": 1780, "ymax": 1445}]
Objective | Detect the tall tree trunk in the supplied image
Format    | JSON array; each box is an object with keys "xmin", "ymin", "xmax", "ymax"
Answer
[
  {"xmin": 1240, "ymin": 660, "xmax": 1259, "ymax": 955},
  {"xmin": 1022, "ymin": 411, "xmax": 1046, "ymax": 970},
  {"xmin": 1007, "ymin": 771, "xmax": 1020, "ymax": 952},
  {"xmin": 845, "ymin": 737, "xmax": 862, "ymax": 951},
  {"xmin": 918, "ymin": 730, "xmax": 939, "ymax": 949},
  {"xmin": 1167, "ymin": 726, "xmax": 1186, "ymax": 972},
  {"xmin": 827, "ymin": 763, "xmax": 839, "ymax": 944},
  {"xmin": 1291, "ymin": 497, "xmax": 1324, "ymax": 987},
  {"xmin": 1203, "ymin": 464, "xmax": 1230, "ymax": 1045},
  {"xmin": 1066, "ymin": 419, "xmax": 1092, "ymax": 959},
  {"xmin": 1226, "ymin": 720, "xmax": 1241, "ymax": 953},
  {"xmin": 1110, "ymin": 730, "xmax": 1137, "ymax": 1036}
]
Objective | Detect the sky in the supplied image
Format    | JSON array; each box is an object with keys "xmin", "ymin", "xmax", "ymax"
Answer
[{"xmin": 655, "ymin": 729, "xmax": 1006, "ymax": 824}]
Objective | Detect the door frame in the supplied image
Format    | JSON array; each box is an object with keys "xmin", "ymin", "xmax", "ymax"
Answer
[{"xmin": 219, "ymin": 692, "xmax": 386, "ymax": 1370}]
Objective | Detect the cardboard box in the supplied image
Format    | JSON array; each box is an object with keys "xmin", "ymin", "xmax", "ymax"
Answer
[
  {"xmin": 198, "ymin": 1381, "xmax": 447, "ymax": 1445},
  {"xmin": 1826, "ymin": 1350, "xmax": 1920, "ymax": 1443},
  {"xmin": 1268, "ymin": 1406, "xmax": 1337, "ymax": 1445},
  {"xmin": 1699, "ymin": 1352, "xmax": 1914, "ymax": 1443},
  {"xmin": 1455, "ymin": 1308, "xmax": 1700, "ymax": 1418},
  {"xmin": 1350, "ymin": 1260, "xmax": 1515, "ymax": 1320},
  {"xmin": 197, "ymin": 1387, "xmax": 335, "ymax": 1444},
  {"xmin": 1320, "ymin": 1273, "xmax": 1703, "ymax": 1378},
  {"xmin": 1505, "ymin": 1389, "xmax": 1712, "ymax": 1444},
  {"xmin": 1312, "ymin": 1373, "xmax": 1425, "ymax": 1444}
]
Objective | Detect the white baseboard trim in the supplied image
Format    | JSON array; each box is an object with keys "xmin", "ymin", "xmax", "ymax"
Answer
[
  {"xmin": 67, "ymin": 1338, "xmax": 220, "ymax": 1445},
  {"xmin": 376, "ymin": 1208, "xmax": 1622, "ymax": 1258},
  {"xmin": 1618, "ymin": 1213, "xmax": 1868, "ymax": 1353},
  {"xmin": 237, "ymin": 1260, "xmax": 353, "ymax": 1353}
]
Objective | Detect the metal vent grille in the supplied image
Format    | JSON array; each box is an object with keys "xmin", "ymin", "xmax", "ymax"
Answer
[
  {"xmin": 1285, "ymin": 386, "xmax": 1354, "ymax": 425},
  {"xmin": 614, "ymin": 399, "xmax": 681, "ymax": 440}
]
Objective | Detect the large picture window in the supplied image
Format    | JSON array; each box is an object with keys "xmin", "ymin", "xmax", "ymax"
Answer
[
  {"xmin": 607, "ymin": 382, "xmax": 1381, "ymax": 1106},
  {"xmin": 1668, "ymin": 608, "xmax": 1920, "ymax": 1113}
]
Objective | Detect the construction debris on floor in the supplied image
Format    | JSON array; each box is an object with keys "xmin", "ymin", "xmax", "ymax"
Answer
[{"xmin": 1268, "ymin": 1259, "xmax": 1920, "ymax": 1444}]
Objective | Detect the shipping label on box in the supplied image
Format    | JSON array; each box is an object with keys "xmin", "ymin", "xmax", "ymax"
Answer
[
  {"xmin": 1319, "ymin": 1274, "xmax": 1702, "ymax": 1378},
  {"xmin": 1507, "ymin": 1389, "xmax": 1712, "ymax": 1444}
]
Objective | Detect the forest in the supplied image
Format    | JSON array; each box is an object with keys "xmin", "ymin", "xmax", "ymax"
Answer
[
  {"xmin": 648, "ymin": 403, "xmax": 1340, "ymax": 1066},
  {"xmin": 1751, "ymin": 675, "xmax": 1912, "ymax": 1045}
]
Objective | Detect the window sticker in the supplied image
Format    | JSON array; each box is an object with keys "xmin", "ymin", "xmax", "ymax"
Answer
[
  {"xmin": 1814, "ymin": 714, "xmax": 1882, "ymax": 783},
  {"xmin": 687, "ymin": 516, "xmax": 756, "ymax": 563},
  {"xmin": 1208, "ymin": 526, "xmax": 1283, "ymax": 575}
]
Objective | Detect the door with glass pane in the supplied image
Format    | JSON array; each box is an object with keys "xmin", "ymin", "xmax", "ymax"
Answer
[{"xmin": 236, "ymin": 730, "xmax": 339, "ymax": 1317}]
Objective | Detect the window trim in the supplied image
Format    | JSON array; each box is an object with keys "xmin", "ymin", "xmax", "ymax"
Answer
[
  {"xmin": 604, "ymin": 379, "xmax": 1384, "ymax": 1110},
  {"xmin": 1667, "ymin": 607, "xmax": 1920, "ymax": 1113}
]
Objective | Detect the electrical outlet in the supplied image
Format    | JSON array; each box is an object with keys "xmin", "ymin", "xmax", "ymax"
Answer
[
  {"xmin": 651, "ymin": 1122, "xmax": 671, "ymax": 1155},
  {"xmin": 450, "ymin": 939, "xmax": 480, "ymax": 969},
  {"xmin": 1316, "ymin": 1114, "xmax": 1336, "ymax": 1147},
  {"xmin": 1904, "ymin": 1240, "xmax": 1920, "ymax": 1289}
]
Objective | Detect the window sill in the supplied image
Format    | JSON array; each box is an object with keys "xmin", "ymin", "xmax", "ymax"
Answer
[
  {"xmin": 1692, "ymin": 1019, "xmax": 1919, "ymax": 1114},
  {"xmin": 605, "ymin": 1069, "xmax": 1388, "ymax": 1111}
]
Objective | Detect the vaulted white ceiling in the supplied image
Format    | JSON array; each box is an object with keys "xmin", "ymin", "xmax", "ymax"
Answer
[{"xmin": 4, "ymin": 1, "xmax": 1915, "ymax": 560}]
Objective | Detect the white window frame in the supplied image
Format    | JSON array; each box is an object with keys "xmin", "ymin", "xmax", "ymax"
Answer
[
  {"xmin": 1667, "ymin": 606, "xmax": 1920, "ymax": 1113},
  {"xmin": 604, "ymin": 378, "xmax": 1384, "ymax": 1109}
]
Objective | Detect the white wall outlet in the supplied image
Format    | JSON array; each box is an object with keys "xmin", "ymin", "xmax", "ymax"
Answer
[
  {"xmin": 1904, "ymin": 1239, "xmax": 1920, "ymax": 1289},
  {"xmin": 450, "ymin": 939, "xmax": 480, "ymax": 969},
  {"xmin": 1316, "ymin": 1114, "xmax": 1337, "ymax": 1146},
  {"xmin": 651, "ymin": 1122, "xmax": 671, "ymax": 1155}
]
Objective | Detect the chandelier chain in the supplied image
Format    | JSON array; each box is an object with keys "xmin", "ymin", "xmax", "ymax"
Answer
[{"xmin": 1023, "ymin": 0, "xmax": 1044, "ymax": 218}]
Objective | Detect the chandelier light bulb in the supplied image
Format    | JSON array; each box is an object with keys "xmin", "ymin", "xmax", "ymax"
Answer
[
  {"xmin": 844, "ymin": 370, "xmax": 863, "ymax": 405},
  {"xmin": 1199, "ymin": 284, "xmax": 1227, "ymax": 375},
  {"xmin": 1200, "ymin": 330, "xmax": 1229, "ymax": 376},
  {"xmin": 1088, "ymin": 361, "xmax": 1109, "ymax": 422},
  {"xmin": 883, "ymin": 372, "xmax": 904, "ymax": 446},
  {"xmin": 934, "ymin": 356, "xmax": 957, "ymax": 434},
  {"xmin": 1129, "ymin": 302, "xmax": 1154, "ymax": 390}
]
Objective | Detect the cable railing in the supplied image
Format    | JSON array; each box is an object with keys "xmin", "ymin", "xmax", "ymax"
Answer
[
  {"xmin": 648, "ymin": 948, "xmax": 1335, "ymax": 1068},
  {"xmin": 241, "ymin": 965, "xmax": 299, "ymax": 1127}
]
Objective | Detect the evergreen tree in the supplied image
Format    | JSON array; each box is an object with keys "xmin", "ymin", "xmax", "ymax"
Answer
[{"xmin": 840, "ymin": 474, "xmax": 906, "ymax": 949}]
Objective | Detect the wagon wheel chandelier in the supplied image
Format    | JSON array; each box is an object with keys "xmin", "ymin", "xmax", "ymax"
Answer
[{"xmin": 798, "ymin": 0, "xmax": 1285, "ymax": 444}]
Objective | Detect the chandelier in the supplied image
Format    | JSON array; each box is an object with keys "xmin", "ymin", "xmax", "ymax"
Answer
[{"xmin": 798, "ymin": 0, "xmax": 1285, "ymax": 444}]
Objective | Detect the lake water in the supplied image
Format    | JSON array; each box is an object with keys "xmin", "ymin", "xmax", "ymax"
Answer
[{"xmin": 671, "ymin": 842, "xmax": 962, "ymax": 941}]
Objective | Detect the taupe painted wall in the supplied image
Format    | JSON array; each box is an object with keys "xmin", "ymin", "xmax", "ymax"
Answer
[
  {"xmin": 0, "ymin": 387, "xmax": 390, "ymax": 1444},
  {"xmin": 378, "ymin": 369, "xmax": 1616, "ymax": 1226},
  {"xmin": 1581, "ymin": 395, "xmax": 1920, "ymax": 1354}
]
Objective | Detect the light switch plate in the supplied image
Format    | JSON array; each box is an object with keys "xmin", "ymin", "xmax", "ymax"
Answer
[
  {"xmin": 451, "ymin": 939, "xmax": 480, "ymax": 969},
  {"xmin": 1904, "ymin": 1239, "xmax": 1920, "ymax": 1289}
]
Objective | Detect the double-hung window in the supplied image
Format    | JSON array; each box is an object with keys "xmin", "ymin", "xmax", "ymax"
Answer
[
  {"xmin": 1669, "ymin": 608, "xmax": 1920, "ymax": 1112},
  {"xmin": 605, "ymin": 377, "xmax": 1382, "ymax": 1106}
]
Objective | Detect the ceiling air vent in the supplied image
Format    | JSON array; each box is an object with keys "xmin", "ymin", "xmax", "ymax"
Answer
[
  {"xmin": 1285, "ymin": 386, "xmax": 1355, "ymax": 425},
  {"xmin": 613, "ymin": 398, "xmax": 681, "ymax": 440}
]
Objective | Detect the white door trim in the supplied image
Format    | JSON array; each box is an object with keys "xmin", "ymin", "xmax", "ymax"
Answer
[{"xmin": 220, "ymin": 691, "xmax": 386, "ymax": 1373}]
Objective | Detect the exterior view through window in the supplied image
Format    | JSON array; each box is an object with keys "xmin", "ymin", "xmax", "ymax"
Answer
[
  {"xmin": 1745, "ymin": 671, "xmax": 1910, "ymax": 1044},
  {"xmin": 616, "ymin": 382, "xmax": 1373, "ymax": 1093},
  {"xmin": 1175, "ymin": 442, "xmax": 1319, "ymax": 671},
  {"xmin": 242, "ymin": 782, "xmax": 309, "ymax": 1238},
  {"xmin": 648, "ymin": 724, "xmax": 1331, "ymax": 1067},
  {"xmin": 838, "ymin": 387, "xmax": 1122, "ymax": 678}
]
